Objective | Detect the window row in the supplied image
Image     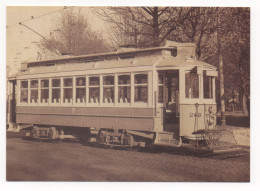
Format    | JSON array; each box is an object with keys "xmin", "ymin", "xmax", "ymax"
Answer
[{"xmin": 20, "ymin": 74, "xmax": 148, "ymax": 105}]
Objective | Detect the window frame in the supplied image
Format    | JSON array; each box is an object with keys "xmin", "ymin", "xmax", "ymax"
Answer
[
  {"xmin": 39, "ymin": 79, "xmax": 49, "ymax": 105},
  {"xmin": 29, "ymin": 79, "xmax": 39, "ymax": 105},
  {"xmin": 184, "ymin": 70, "xmax": 200, "ymax": 100},
  {"xmin": 88, "ymin": 75, "xmax": 100, "ymax": 105},
  {"xmin": 62, "ymin": 77, "xmax": 73, "ymax": 106},
  {"xmin": 102, "ymin": 75, "xmax": 115, "ymax": 105},
  {"xmin": 75, "ymin": 76, "xmax": 86, "ymax": 105},
  {"xmin": 133, "ymin": 72, "xmax": 148, "ymax": 105},
  {"xmin": 117, "ymin": 74, "xmax": 131, "ymax": 105},
  {"xmin": 51, "ymin": 78, "xmax": 61, "ymax": 105},
  {"xmin": 203, "ymin": 75, "xmax": 213, "ymax": 99},
  {"xmin": 19, "ymin": 80, "xmax": 29, "ymax": 105}
]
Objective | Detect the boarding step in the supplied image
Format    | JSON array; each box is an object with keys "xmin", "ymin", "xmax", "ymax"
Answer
[{"xmin": 155, "ymin": 131, "xmax": 180, "ymax": 146}]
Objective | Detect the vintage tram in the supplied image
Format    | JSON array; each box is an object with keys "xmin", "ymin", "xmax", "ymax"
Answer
[{"xmin": 7, "ymin": 40, "xmax": 218, "ymax": 148}]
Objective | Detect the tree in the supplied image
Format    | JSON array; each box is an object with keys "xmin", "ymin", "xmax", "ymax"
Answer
[
  {"xmin": 95, "ymin": 7, "xmax": 191, "ymax": 48},
  {"xmin": 222, "ymin": 8, "xmax": 250, "ymax": 115},
  {"xmin": 169, "ymin": 7, "xmax": 216, "ymax": 60},
  {"xmin": 39, "ymin": 8, "xmax": 110, "ymax": 58},
  {"xmin": 96, "ymin": 7, "xmax": 250, "ymax": 117}
]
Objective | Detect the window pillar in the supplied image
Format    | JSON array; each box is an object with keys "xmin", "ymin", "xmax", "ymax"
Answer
[
  {"xmin": 130, "ymin": 73, "xmax": 134, "ymax": 106},
  {"xmin": 60, "ymin": 77, "xmax": 63, "ymax": 105},
  {"xmin": 86, "ymin": 75, "xmax": 89, "ymax": 105},
  {"xmin": 179, "ymin": 69, "xmax": 185, "ymax": 103},
  {"xmin": 73, "ymin": 76, "xmax": 76, "ymax": 105},
  {"xmin": 28, "ymin": 79, "xmax": 31, "ymax": 104},
  {"xmin": 38, "ymin": 79, "xmax": 40, "ymax": 104},
  {"xmin": 115, "ymin": 74, "xmax": 118, "ymax": 105},
  {"xmin": 49, "ymin": 78, "xmax": 51, "ymax": 105},
  {"xmin": 100, "ymin": 75, "xmax": 103, "ymax": 106}
]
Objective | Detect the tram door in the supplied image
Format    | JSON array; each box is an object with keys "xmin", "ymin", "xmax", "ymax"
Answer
[
  {"xmin": 159, "ymin": 70, "xmax": 179, "ymax": 133},
  {"xmin": 7, "ymin": 80, "xmax": 16, "ymax": 127}
]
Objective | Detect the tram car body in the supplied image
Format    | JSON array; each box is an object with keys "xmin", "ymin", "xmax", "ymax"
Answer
[{"xmin": 7, "ymin": 40, "xmax": 218, "ymax": 147}]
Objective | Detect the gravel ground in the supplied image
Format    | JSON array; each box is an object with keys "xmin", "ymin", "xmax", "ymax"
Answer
[{"xmin": 6, "ymin": 132, "xmax": 250, "ymax": 182}]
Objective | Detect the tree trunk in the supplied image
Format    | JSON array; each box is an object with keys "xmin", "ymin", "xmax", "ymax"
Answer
[
  {"xmin": 218, "ymin": 52, "xmax": 226, "ymax": 125},
  {"xmin": 217, "ymin": 9, "xmax": 226, "ymax": 126},
  {"xmin": 242, "ymin": 89, "xmax": 248, "ymax": 115},
  {"xmin": 152, "ymin": 7, "xmax": 160, "ymax": 46}
]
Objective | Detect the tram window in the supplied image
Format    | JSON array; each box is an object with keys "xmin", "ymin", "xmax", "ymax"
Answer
[
  {"xmin": 103, "ymin": 76, "xmax": 114, "ymax": 85},
  {"xmin": 89, "ymin": 76, "xmax": 100, "ymax": 103},
  {"xmin": 41, "ymin": 89, "xmax": 49, "ymax": 103},
  {"xmin": 52, "ymin": 89, "xmax": 60, "ymax": 103},
  {"xmin": 21, "ymin": 81, "xmax": 28, "ymax": 89},
  {"xmin": 89, "ymin": 88, "xmax": 100, "ymax": 103},
  {"xmin": 30, "ymin": 80, "xmax": 38, "ymax": 88},
  {"xmin": 185, "ymin": 71, "xmax": 199, "ymax": 99},
  {"xmin": 204, "ymin": 76, "xmax": 213, "ymax": 99},
  {"xmin": 76, "ymin": 77, "xmax": 86, "ymax": 103},
  {"xmin": 135, "ymin": 74, "xmax": 147, "ymax": 84},
  {"xmin": 118, "ymin": 75, "xmax": 130, "ymax": 85},
  {"xmin": 40, "ymin": 79, "xmax": 49, "ymax": 103},
  {"xmin": 20, "ymin": 81, "xmax": 28, "ymax": 103},
  {"xmin": 103, "ymin": 87, "xmax": 114, "ymax": 103},
  {"xmin": 30, "ymin": 89, "xmax": 38, "ymax": 103},
  {"xmin": 89, "ymin": 77, "xmax": 99, "ymax": 86},
  {"xmin": 52, "ymin": 79, "xmax": 60, "ymax": 87},
  {"xmin": 41, "ymin": 79, "xmax": 49, "ymax": 88},
  {"xmin": 134, "ymin": 74, "xmax": 148, "ymax": 103},
  {"xmin": 76, "ymin": 77, "xmax": 86, "ymax": 86},
  {"xmin": 51, "ymin": 79, "xmax": 60, "ymax": 103},
  {"xmin": 135, "ymin": 86, "xmax": 148, "ymax": 102},
  {"xmin": 158, "ymin": 74, "xmax": 163, "ymax": 103},
  {"xmin": 64, "ymin": 78, "xmax": 72, "ymax": 87},
  {"xmin": 30, "ymin": 80, "xmax": 38, "ymax": 103},
  {"xmin": 20, "ymin": 90, "xmax": 28, "ymax": 103},
  {"xmin": 64, "ymin": 89, "xmax": 72, "ymax": 103},
  {"xmin": 63, "ymin": 78, "xmax": 72, "ymax": 103},
  {"xmin": 118, "ymin": 75, "xmax": 130, "ymax": 103},
  {"xmin": 103, "ymin": 76, "xmax": 114, "ymax": 103}
]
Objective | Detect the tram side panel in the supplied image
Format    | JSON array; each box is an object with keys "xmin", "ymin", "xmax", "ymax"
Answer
[
  {"xmin": 16, "ymin": 106, "xmax": 156, "ymax": 132},
  {"xmin": 179, "ymin": 104, "xmax": 217, "ymax": 137}
]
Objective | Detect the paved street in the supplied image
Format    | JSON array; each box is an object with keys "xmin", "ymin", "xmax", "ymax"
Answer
[{"xmin": 6, "ymin": 132, "xmax": 250, "ymax": 182}]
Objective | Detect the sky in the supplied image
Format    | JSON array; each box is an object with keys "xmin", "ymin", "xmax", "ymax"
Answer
[{"xmin": 6, "ymin": 6, "xmax": 108, "ymax": 75}]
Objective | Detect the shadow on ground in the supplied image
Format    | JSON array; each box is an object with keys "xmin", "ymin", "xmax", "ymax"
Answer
[{"xmin": 217, "ymin": 115, "xmax": 249, "ymax": 128}]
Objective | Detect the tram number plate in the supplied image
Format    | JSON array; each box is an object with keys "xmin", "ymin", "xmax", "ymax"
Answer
[{"xmin": 189, "ymin": 112, "xmax": 201, "ymax": 117}]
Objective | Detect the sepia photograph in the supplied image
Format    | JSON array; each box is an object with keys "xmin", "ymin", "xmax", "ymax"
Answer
[{"xmin": 5, "ymin": 3, "xmax": 253, "ymax": 185}]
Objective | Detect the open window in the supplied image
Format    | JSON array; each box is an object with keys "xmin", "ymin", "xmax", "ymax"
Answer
[
  {"xmin": 103, "ymin": 75, "xmax": 114, "ymax": 103},
  {"xmin": 185, "ymin": 71, "xmax": 199, "ymax": 99},
  {"xmin": 51, "ymin": 79, "xmax": 60, "ymax": 103},
  {"xmin": 89, "ymin": 76, "xmax": 100, "ymax": 103},
  {"xmin": 118, "ymin": 74, "xmax": 130, "ymax": 104},
  {"xmin": 30, "ymin": 80, "xmax": 38, "ymax": 103},
  {"xmin": 134, "ymin": 73, "xmax": 148, "ymax": 103},
  {"xmin": 20, "ymin": 80, "xmax": 28, "ymax": 103},
  {"xmin": 76, "ymin": 77, "xmax": 86, "ymax": 103},
  {"xmin": 40, "ymin": 79, "xmax": 49, "ymax": 103},
  {"xmin": 63, "ymin": 78, "xmax": 73, "ymax": 104},
  {"xmin": 203, "ymin": 75, "xmax": 213, "ymax": 99}
]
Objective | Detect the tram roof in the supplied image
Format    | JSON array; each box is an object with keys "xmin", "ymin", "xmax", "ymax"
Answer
[
  {"xmin": 15, "ymin": 41, "xmax": 216, "ymax": 77},
  {"xmin": 17, "ymin": 55, "xmax": 216, "ymax": 76}
]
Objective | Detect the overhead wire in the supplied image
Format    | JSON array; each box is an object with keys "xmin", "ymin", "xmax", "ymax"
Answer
[
  {"xmin": 7, "ymin": 6, "xmax": 75, "ymax": 57},
  {"xmin": 6, "ymin": 6, "xmax": 73, "ymax": 29}
]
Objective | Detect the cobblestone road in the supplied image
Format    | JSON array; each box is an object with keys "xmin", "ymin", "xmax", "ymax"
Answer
[{"xmin": 6, "ymin": 133, "xmax": 250, "ymax": 181}]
